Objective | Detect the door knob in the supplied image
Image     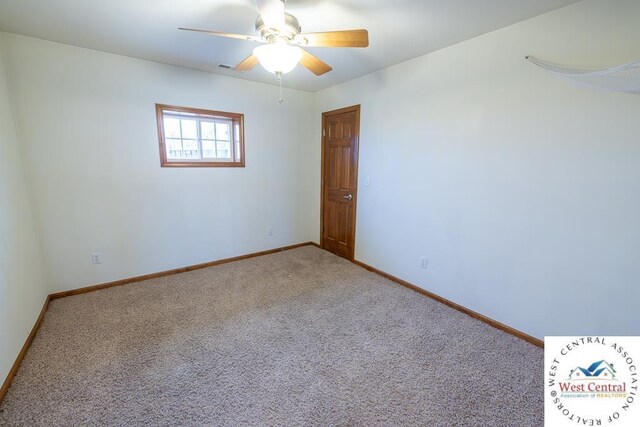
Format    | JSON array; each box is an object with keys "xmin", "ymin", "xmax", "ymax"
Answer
[{"xmin": 343, "ymin": 194, "xmax": 353, "ymax": 201}]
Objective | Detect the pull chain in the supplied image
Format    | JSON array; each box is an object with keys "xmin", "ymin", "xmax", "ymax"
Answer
[{"xmin": 277, "ymin": 71, "xmax": 284, "ymax": 104}]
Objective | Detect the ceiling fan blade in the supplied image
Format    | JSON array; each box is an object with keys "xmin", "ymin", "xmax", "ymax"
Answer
[
  {"xmin": 255, "ymin": 0, "xmax": 285, "ymax": 30},
  {"xmin": 296, "ymin": 29, "xmax": 369, "ymax": 48},
  {"xmin": 179, "ymin": 28, "xmax": 262, "ymax": 43},
  {"xmin": 300, "ymin": 49, "xmax": 332, "ymax": 76},
  {"xmin": 234, "ymin": 54, "xmax": 259, "ymax": 72}
]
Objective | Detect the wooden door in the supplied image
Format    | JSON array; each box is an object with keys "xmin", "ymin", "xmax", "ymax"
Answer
[{"xmin": 321, "ymin": 105, "xmax": 360, "ymax": 260}]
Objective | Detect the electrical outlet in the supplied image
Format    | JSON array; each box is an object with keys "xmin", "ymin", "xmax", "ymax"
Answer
[
  {"xmin": 420, "ymin": 257, "xmax": 428, "ymax": 269},
  {"xmin": 268, "ymin": 227, "xmax": 274, "ymax": 236},
  {"xmin": 91, "ymin": 252, "xmax": 103, "ymax": 265}
]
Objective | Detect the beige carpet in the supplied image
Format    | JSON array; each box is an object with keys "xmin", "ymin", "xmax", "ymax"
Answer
[{"xmin": 0, "ymin": 246, "xmax": 542, "ymax": 426}]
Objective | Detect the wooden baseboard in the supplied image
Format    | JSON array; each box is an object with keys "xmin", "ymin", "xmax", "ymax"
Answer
[
  {"xmin": 0, "ymin": 296, "xmax": 50, "ymax": 405},
  {"xmin": 0, "ymin": 242, "xmax": 318, "ymax": 405},
  {"xmin": 351, "ymin": 259, "xmax": 544, "ymax": 348},
  {"xmin": 50, "ymin": 242, "xmax": 317, "ymax": 300}
]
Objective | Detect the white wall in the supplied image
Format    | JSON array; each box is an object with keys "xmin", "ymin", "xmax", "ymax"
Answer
[
  {"xmin": 0, "ymin": 33, "xmax": 48, "ymax": 384},
  {"xmin": 1, "ymin": 33, "xmax": 317, "ymax": 293},
  {"xmin": 314, "ymin": 0, "xmax": 640, "ymax": 339}
]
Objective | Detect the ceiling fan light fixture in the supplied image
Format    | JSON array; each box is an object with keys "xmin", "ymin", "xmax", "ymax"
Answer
[{"xmin": 253, "ymin": 44, "xmax": 302, "ymax": 74}]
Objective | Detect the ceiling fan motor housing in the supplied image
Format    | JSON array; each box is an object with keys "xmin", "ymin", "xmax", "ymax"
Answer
[{"xmin": 255, "ymin": 13, "xmax": 301, "ymax": 43}]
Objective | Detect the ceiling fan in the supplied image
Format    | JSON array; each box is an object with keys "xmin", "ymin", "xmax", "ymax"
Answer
[{"xmin": 179, "ymin": 0, "xmax": 369, "ymax": 77}]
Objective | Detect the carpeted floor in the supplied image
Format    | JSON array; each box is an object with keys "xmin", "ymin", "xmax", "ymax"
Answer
[{"xmin": 0, "ymin": 246, "xmax": 543, "ymax": 426}]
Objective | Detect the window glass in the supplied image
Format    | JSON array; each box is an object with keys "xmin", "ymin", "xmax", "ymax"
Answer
[
  {"xmin": 181, "ymin": 119, "xmax": 198, "ymax": 139},
  {"xmin": 217, "ymin": 141, "xmax": 231, "ymax": 159},
  {"xmin": 164, "ymin": 118, "xmax": 181, "ymax": 138},
  {"xmin": 201, "ymin": 121, "xmax": 215, "ymax": 140},
  {"xmin": 216, "ymin": 122, "xmax": 230, "ymax": 141}
]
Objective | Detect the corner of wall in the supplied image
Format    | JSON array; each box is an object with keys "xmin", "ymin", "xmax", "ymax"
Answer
[{"xmin": 0, "ymin": 30, "xmax": 50, "ymax": 389}]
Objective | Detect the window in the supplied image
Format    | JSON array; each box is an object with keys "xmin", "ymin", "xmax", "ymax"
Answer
[{"xmin": 156, "ymin": 104, "xmax": 245, "ymax": 167}]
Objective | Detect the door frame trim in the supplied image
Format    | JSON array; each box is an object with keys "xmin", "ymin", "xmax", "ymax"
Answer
[{"xmin": 320, "ymin": 104, "xmax": 361, "ymax": 261}]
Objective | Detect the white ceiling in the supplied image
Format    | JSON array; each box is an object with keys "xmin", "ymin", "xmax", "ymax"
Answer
[{"xmin": 0, "ymin": 0, "xmax": 581, "ymax": 92}]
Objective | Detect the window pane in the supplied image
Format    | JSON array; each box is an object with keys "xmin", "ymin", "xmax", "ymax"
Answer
[
  {"xmin": 181, "ymin": 119, "xmax": 198, "ymax": 139},
  {"xmin": 201, "ymin": 121, "xmax": 215, "ymax": 140},
  {"xmin": 164, "ymin": 117, "xmax": 181, "ymax": 138},
  {"xmin": 217, "ymin": 140, "xmax": 231, "ymax": 159},
  {"xmin": 216, "ymin": 122, "xmax": 230, "ymax": 141},
  {"xmin": 182, "ymin": 139, "xmax": 198, "ymax": 151},
  {"xmin": 166, "ymin": 138, "xmax": 182, "ymax": 151},
  {"xmin": 202, "ymin": 140, "xmax": 216, "ymax": 159},
  {"xmin": 166, "ymin": 139, "xmax": 183, "ymax": 159},
  {"xmin": 182, "ymin": 139, "xmax": 199, "ymax": 159}
]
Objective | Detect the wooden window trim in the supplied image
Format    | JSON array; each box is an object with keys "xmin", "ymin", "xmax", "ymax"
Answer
[{"xmin": 156, "ymin": 104, "xmax": 245, "ymax": 168}]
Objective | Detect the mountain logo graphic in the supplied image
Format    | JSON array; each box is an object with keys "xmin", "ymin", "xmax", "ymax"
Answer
[{"xmin": 568, "ymin": 360, "xmax": 616, "ymax": 380}]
